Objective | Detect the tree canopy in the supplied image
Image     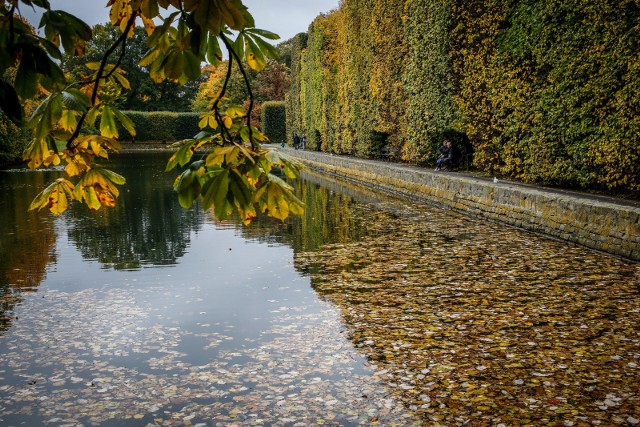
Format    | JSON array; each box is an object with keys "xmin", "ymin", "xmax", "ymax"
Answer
[
  {"xmin": 0, "ymin": 0, "xmax": 303, "ymax": 223},
  {"xmin": 62, "ymin": 24, "xmax": 202, "ymax": 112}
]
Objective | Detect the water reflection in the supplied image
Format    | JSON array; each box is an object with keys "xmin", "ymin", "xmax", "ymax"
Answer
[
  {"xmin": 65, "ymin": 152, "xmax": 205, "ymax": 270},
  {"xmin": 237, "ymin": 170, "xmax": 368, "ymax": 253},
  {"xmin": 0, "ymin": 168, "xmax": 57, "ymax": 332},
  {"xmin": 0, "ymin": 152, "xmax": 421, "ymax": 425},
  {"xmin": 1, "ymin": 152, "xmax": 638, "ymax": 426}
]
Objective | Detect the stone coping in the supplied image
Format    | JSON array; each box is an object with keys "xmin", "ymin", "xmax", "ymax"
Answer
[{"xmin": 277, "ymin": 147, "xmax": 640, "ymax": 262}]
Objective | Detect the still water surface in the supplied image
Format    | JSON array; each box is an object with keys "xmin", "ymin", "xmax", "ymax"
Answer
[{"xmin": 0, "ymin": 151, "xmax": 638, "ymax": 426}]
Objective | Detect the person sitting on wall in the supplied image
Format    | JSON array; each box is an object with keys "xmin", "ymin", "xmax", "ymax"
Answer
[{"xmin": 435, "ymin": 139, "xmax": 453, "ymax": 171}]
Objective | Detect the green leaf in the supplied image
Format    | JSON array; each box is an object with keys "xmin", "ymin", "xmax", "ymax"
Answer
[
  {"xmin": 147, "ymin": 12, "xmax": 178, "ymax": 47},
  {"xmin": 141, "ymin": 0, "xmax": 160, "ymax": 18},
  {"xmin": 244, "ymin": 34, "xmax": 266, "ymax": 71},
  {"xmin": 182, "ymin": 50, "xmax": 202, "ymax": 81},
  {"xmin": 245, "ymin": 28, "xmax": 280, "ymax": 40},
  {"xmin": 40, "ymin": 10, "xmax": 92, "ymax": 55},
  {"xmin": 164, "ymin": 50, "xmax": 184, "ymax": 80},
  {"xmin": 111, "ymin": 70, "xmax": 131, "ymax": 89},
  {"xmin": 211, "ymin": 169, "xmax": 233, "ymax": 220},
  {"xmin": 111, "ymin": 108, "xmax": 136, "ymax": 137},
  {"xmin": 174, "ymin": 168, "xmax": 194, "ymax": 192},
  {"xmin": 100, "ymin": 105, "xmax": 119, "ymax": 138},
  {"xmin": 178, "ymin": 181, "xmax": 198, "ymax": 208},
  {"xmin": 232, "ymin": 33, "xmax": 245, "ymax": 60},
  {"xmin": 39, "ymin": 37, "xmax": 63, "ymax": 60},
  {"xmin": 252, "ymin": 34, "xmax": 279, "ymax": 60},
  {"xmin": 218, "ymin": 0, "xmax": 249, "ymax": 30},
  {"xmin": 85, "ymin": 106, "xmax": 100, "ymax": 126},
  {"xmin": 206, "ymin": 34, "xmax": 223, "ymax": 65},
  {"xmin": 61, "ymin": 89, "xmax": 90, "ymax": 112},
  {"xmin": 59, "ymin": 109, "xmax": 78, "ymax": 131},
  {"xmin": 30, "ymin": 93, "xmax": 63, "ymax": 140},
  {"xmin": 230, "ymin": 169, "xmax": 252, "ymax": 207},
  {"xmin": 99, "ymin": 168, "xmax": 126, "ymax": 186},
  {"xmin": 166, "ymin": 140, "xmax": 197, "ymax": 171},
  {"xmin": 14, "ymin": 53, "xmax": 38, "ymax": 98},
  {"xmin": 193, "ymin": 0, "xmax": 223, "ymax": 33},
  {"xmin": 79, "ymin": 185, "xmax": 102, "ymax": 211}
]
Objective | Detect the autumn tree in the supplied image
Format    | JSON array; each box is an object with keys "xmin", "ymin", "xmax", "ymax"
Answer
[
  {"xmin": 0, "ymin": 0, "xmax": 303, "ymax": 223},
  {"xmin": 193, "ymin": 59, "xmax": 290, "ymax": 126},
  {"xmin": 192, "ymin": 61, "xmax": 254, "ymax": 111},
  {"xmin": 247, "ymin": 60, "xmax": 290, "ymax": 124}
]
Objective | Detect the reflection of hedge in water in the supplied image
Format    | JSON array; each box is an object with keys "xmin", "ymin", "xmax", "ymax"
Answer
[
  {"xmin": 0, "ymin": 169, "xmax": 57, "ymax": 333},
  {"xmin": 235, "ymin": 172, "xmax": 368, "ymax": 255},
  {"xmin": 286, "ymin": 0, "xmax": 640, "ymax": 192},
  {"xmin": 66, "ymin": 152, "xmax": 205, "ymax": 270}
]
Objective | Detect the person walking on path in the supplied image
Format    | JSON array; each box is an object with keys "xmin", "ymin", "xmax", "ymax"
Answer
[{"xmin": 293, "ymin": 134, "xmax": 300, "ymax": 150}]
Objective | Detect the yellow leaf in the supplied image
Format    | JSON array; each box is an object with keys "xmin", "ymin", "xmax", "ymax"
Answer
[
  {"xmin": 142, "ymin": 15, "xmax": 156, "ymax": 36},
  {"xmin": 48, "ymin": 186, "xmax": 69, "ymax": 215},
  {"xmin": 223, "ymin": 115, "xmax": 233, "ymax": 129}
]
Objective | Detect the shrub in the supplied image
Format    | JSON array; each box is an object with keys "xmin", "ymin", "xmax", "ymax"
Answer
[
  {"xmin": 0, "ymin": 112, "xmax": 30, "ymax": 166},
  {"xmin": 118, "ymin": 111, "xmax": 200, "ymax": 142},
  {"xmin": 261, "ymin": 101, "xmax": 287, "ymax": 144}
]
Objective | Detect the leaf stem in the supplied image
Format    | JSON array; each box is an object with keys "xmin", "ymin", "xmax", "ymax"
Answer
[{"xmin": 221, "ymin": 33, "xmax": 256, "ymax": 150}]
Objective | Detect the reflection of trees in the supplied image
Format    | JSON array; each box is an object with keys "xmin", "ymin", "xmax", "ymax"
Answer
[
  {"xmin": 67, "ymin": 152, "xmax": 205, "ymax": 270},
  {"xmin": 0, "ymin": 169, "xmax": 57, "ymax": 333}
]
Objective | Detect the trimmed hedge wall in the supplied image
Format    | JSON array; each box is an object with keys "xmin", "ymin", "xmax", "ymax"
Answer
[
  {"xmin": 285, "ymin": 33, "xmax": 308, "ymax": 145},
  {"xmin": 118, "ymin": 111, "xmax": 200, "ymax": 142},
  {"xmin": 286, "ymin": 0, "xmax": 640, "ymax": 192},
  {"xmin": 404, "ymin": 1, "xmax": 457, "ymax": 165},
  {"xmin": 1, "ymin": 110, "xmax": 201, "ymax": 166},
  {"xmin": 261, "ymin": 101, "xmax": 287, "ymax": 144},
  {"xmin": 0, "ymin": 112, "xmax": 31, "ymax": 165}
]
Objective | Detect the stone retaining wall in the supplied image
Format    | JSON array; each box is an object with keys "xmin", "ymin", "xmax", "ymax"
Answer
[{"xmin": 281, "ymin": 148, "xmax": 640, "ymax": 261}]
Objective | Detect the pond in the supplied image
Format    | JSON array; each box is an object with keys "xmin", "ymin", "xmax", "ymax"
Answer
[{"xmin": 0, "ymin": 151, "xmax": 638, "ymax": 426}]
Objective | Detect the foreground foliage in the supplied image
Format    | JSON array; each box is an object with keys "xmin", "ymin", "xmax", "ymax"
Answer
[{"xmin": 1, "ymin": 0, "xmax": 303, "ymax": 221}]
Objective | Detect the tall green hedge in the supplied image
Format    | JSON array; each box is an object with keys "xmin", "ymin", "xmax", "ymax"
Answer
[
  {"xmin": 119, "ymin": 111, "xmax": 200, "ymax": 142},
  {"xmin": 369, "ymin": 0, "xmax": 407, "ymax": 153},
  {"xmin": 0, "ymin": 112, "xmax": 31, "ymax": 166},
  {"xmin": 285, "ymin": 0, "xmax": 640, "ymax": 192},
  {"xmin": 404, "ymin": 0, "xmax": 457, "ymax": 164},
  {"xmin": 1, "ymin": 110, "xmax": 201, "ymax": 165},
  {"xmin": 261, "ymin": 101, "xmax": 287, "ymax": 144},
  {"xmin": 285, "ymin": 33, "xmax": 308, "ymax": 144}
]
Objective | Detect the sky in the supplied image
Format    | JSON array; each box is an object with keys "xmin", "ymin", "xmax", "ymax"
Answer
[{"xmin": 18, "ymin": 0, "xmax": 340, "ymax": 43}]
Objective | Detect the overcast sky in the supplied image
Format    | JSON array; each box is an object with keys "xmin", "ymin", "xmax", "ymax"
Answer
[{"xmin": 18, "ymin": 0, "xmax": 340, "ymax": 42}]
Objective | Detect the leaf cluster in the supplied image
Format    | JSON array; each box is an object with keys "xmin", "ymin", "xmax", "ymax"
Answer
[{"xmin": 165, "ymin": 122, "xmax": 304, "ymax": 224}]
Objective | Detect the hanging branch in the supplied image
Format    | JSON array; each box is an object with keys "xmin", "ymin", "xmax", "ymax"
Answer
[
  {"xmin": 211, "ymin": 47, "xmax": 235, "ymax": 145},
  {"xmin": 221, "ymin": 33, "xmax": 256, "ymax": 150},
  {"xmin": 67, "ymin": 12, "xmax": 137, "ymax": 149}
]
